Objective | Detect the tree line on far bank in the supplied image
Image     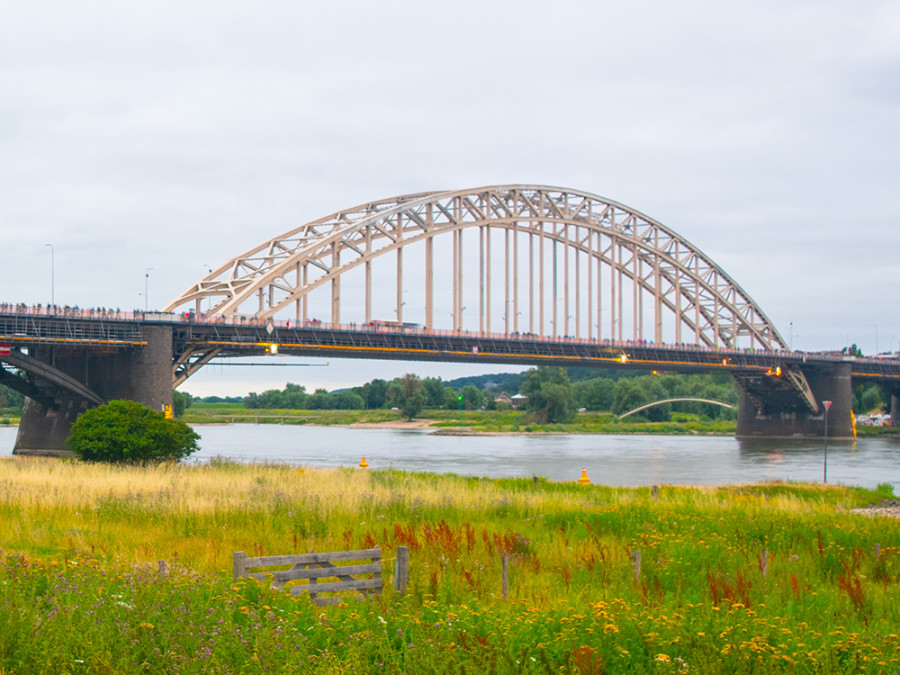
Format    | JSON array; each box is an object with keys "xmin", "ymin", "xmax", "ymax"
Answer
[{"xmin": 176, "ymin": 368, "xmax": 745, "ymax": 425}]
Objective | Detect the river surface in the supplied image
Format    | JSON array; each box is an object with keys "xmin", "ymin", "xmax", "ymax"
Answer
[{"xmin": 2, "ymin": 424, "xmax": 898, "ymax": 490}]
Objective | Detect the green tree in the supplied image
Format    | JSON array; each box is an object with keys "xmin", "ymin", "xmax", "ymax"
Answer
[
  {"xmin": 640, "ymin": 377, "xmax": 671, "ymax": 422},
  {"xmin": 521, "ymin": 366, "xmax": 577, "ymax": 424},
  {"xmin": 612, "ymin": 378, "xmax": 648, "ymax": 416},
  {"xmin": 388, "ymin": 374, "xmax": 427, "ymax": 420},
  {"xmin": 360, "ymin": 379, "xmax": 389, "ymax": 409},
  {"xmin": 66, "ymin": 400, "xmax": 199, "ymax": 464},
  {"xmin": 460, "ymin": 385, "xmax": 484, "ymax": 411},
  {"xmin": 256, "ymin": 389, "xmax": 286, "ymax": 408},
  {"xmin": 443, "ymin": 386, "xmax": 459, "ymax": 409},
  {"xmin": 172, "ymin": 390, "xmax": 192, "ymax": 417},
  {"xmin": 306, "ymin": 388, "xmax": 334, "ymax": 410},
  {"xmin": 573, "ymin": 377, "xmax": 616, "ymax": 411},
  {"xmin": 853, "ymin": 383, "xmax": 888, "ymax": 414},
  {"xmin": 283, "ymin": 383, "xmax": 308, "ymax": 409},
  {"xmin": 334, "ymin": 390, "xmax": 365, "ymax": 410},
  {"xmin": 422, "ymin": 377, "xmax": 447, "ymax": 408},
  {"xmin": 0, "ymin": 383, "xmax": 25, "ymax": 410}
]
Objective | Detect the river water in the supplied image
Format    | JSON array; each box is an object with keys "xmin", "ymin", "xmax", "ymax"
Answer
[{"xmin": 2, "ymin": 424, "xmax": 898, "ymax": 491}]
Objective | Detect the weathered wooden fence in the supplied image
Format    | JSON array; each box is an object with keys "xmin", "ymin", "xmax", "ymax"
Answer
[{"xmin": 233, "ymin": 547, "xmax": 411, "ymax": 606}]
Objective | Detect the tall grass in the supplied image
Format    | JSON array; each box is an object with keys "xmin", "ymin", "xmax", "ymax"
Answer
[{"xmin": 0, "ymin": 457, "xmax": 898, "ymax": 673}]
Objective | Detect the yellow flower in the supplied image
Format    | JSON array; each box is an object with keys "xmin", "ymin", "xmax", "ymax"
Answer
[{"xmin": 655, "ymin": 654, "xmax": 671, "ymax": 662}]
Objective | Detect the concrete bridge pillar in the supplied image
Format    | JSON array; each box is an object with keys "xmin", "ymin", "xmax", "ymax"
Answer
[
  {"xmin": 13, "ymin": 326, "xmax": 173, "ymax": 456},
  {"xmin": 893, "ymin": 393, "xmax": 900, "ymax": 428},
  {"xmin": 735, "ymin": 362, "xmax": 854, "ymax": 439}
]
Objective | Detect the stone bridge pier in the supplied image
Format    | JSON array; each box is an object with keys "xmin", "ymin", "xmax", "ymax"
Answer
[
  {"xmin": 892, "ymin": 392, "xmax": 900, "ymax": 428},
  {"xmin": 13, "ymin": 326, "xmax": 173, "ymax": 456},
  {"xmin": 735, "ymin": 362, "xmax": 854, "ymax": 439}
]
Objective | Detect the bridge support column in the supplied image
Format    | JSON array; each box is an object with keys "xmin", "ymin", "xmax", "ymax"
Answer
[
  {"xmin": 893, "ymin": 393, "xmax": 900, "ymax": 428},
  {"xmin": 14, "ymin": 326, "xmax": 174, "ymax": 456},
  {"xmin": 735, "ymin": 362, "xmax": 854, "ymax": 439}
]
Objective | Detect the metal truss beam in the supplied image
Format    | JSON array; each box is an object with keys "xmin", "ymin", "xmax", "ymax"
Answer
[{"xmin": 165, "ymin": 186, "xmax": 787, "ymax": 352}]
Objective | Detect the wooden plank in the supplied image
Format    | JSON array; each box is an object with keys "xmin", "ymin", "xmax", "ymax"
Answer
[
  {"xmin": 395, "ymin": 546, "xmax": 409, "ymax": 594},
  {"xmin": 250, "ymin": 563, "xmax": 380, "ymax": 583},
  {"xmin": 289, "ymin": 578, "xmax": 382, "ymax": 595},
  {"xmin": 233, "ymin": 551, "xmax": 248, "ymax": 579},
  {"xmin": 243, "ymin": 549, "xmax": 381, "ymax": 568},
  {"xmin": 502, "ymin": 555, "xmax": 509, "ymax": 600}
]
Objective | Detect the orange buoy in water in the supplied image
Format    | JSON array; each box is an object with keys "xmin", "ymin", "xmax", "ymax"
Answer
[
  {"xmin": 359, "ymin": 456, "xmax": 369, "ymax": 468},
  {"xmin": 578, "ymin": 468, "xmax": 590, "ymax": 485}
]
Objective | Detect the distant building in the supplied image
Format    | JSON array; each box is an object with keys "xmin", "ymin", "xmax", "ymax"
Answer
[{"xmin": 493, "ymin": 393, "xmax": 513, "ymax": 406}]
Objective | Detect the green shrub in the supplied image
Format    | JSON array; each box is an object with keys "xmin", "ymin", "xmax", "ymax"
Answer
[{"xmin": 66, "ymin": 400, "xmax": 200, "ymax": 464}]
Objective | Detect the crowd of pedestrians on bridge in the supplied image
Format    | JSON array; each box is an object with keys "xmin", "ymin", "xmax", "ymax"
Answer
[{"xmin": 1, "ymin": 302, "xmax": 895, "ymax": 366}]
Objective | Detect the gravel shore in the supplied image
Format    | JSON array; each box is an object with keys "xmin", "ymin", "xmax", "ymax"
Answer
[{"xmin": 850, "ymin": 500, "xmax": 900, "ymax": 519}]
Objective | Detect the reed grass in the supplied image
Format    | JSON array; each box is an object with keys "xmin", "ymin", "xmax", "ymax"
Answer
[{"xmin": 1, "ymin": 457, "xmax": 897, "ymax": 673}]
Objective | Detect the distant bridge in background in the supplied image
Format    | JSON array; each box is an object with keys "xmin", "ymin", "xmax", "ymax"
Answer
[
  {"xmin": 617, "ymin": 397, "xmax": 736, "ymax": 420},
  {"xmin": 2, "ymin": 185, "xmax": 898, "ymax": 453}
]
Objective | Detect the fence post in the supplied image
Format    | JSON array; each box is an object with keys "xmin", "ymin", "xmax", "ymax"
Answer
[
  {"xmin": 502, "ymin": 555, "xmax": 509, "ymax": 600},
  {"xmin": 651, "ymin": 485, "xmax": 659, "ymax": 502},
  {"xmin": 874, "ymin": 543, "xmax": 881, "ymax": 558},
  {"xmin": 630, "ymin": 550, "xmax": 641, "ymax": 581},
  {"xmin": 760, "ymin": 549, "xmax": 768, "ymax": 578},
  {"xmin": 394, "ymin": 546, "xmax": 409, "ymax": 595},
  {"xmin": 233, "ymin": 551, "xmax": 248, "ymax": 580},
  {"xmin": 158, "ymin": 560, "xmax": 167, "ymax": 576}
]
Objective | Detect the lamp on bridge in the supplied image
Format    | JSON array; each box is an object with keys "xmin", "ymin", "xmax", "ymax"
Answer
[
  {"xmin": 44, "ymin": 244, "xmax": 54, "ymax": 307},
  {"xmin": 144, "ymin": 268, "xmax": 153, "ymax": 312}
]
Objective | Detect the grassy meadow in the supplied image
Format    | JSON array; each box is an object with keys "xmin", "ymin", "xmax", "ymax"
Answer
[{"xmin": 0, "ymin": 457, "xmax": 899, "ymax": 673}]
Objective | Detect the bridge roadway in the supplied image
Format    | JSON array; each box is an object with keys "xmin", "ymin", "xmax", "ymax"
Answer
[
  {"xmin": 3, "ymin": 307, "xmax": 900, "ymax": 380},
  {"xmin": 2, "ymin": 307, "xmax": 900, "ymax": 451}
]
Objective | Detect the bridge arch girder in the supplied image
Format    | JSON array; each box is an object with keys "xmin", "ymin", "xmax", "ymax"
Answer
[
  {"xmin": 165, "ymin": 186, "xmax": 787, "ymax": 351},
  {"xmin": 1, "ymin": 350, "xmax": 105, "ymax": 408}
]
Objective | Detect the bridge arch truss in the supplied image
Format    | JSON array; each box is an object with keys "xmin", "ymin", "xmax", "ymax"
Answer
[{"xmin": 166, "ymin": 185, "xmax": 786, "ymax": 351}]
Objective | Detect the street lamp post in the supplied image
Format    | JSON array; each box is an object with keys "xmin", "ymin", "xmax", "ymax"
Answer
[
  {"xmin": 822, "ymin": 400, "xmax": 832, "ymax": 483},
  {"xmin": 44, "ymin": 244, "xmax": 54, "ymax": 307},
  {"xmin": 144, "ymin": 268, "xmax": 153, "ymax": 312},
  {"xmin": 203, "ymin": 265, "xmax": 213, "ymax": 315}
]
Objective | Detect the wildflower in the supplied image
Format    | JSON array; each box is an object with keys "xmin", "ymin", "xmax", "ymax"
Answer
[{"xmin": 655, "ymin": 654, "xmax": 671, "ymax": 662}]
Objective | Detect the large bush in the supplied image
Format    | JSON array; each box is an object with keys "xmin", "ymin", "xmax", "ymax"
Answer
[{"xmin": 66, "ymin": 400, "xmax": 200, "ymax": 464}]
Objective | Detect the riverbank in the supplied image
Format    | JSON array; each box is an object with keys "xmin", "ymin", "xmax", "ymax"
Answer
[
  {"xmin": 0, "ymin": 459, "xmax": 897, "ymax": 673},
  {"xmin": 181, "ymin": 405, "xmax": 742, "ymax": 435}
]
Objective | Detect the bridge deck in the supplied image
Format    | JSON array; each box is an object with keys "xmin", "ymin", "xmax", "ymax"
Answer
[{"xmin": 2, "ymin": 309, "xmax": 899, "ymax": 382}]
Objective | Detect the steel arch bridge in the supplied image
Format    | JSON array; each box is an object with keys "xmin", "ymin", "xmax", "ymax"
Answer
[{"xmin": 165, "ymin": 185, "xmax": 787, "ymax": 353}]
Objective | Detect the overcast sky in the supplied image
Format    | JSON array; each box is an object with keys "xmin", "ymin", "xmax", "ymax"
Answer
[{"xmin": 2, "ymin": 1, "xmax": 898, "ymax": 396}]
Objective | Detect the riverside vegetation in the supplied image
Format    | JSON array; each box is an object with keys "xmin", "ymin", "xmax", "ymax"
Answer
[
  {"xmin": 180, "ymin": 403, "xmax": 740, "ymax": 435},
  {"xmin": 0, "ymin": 458, "xmax": 898, "ymax": 673}
]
